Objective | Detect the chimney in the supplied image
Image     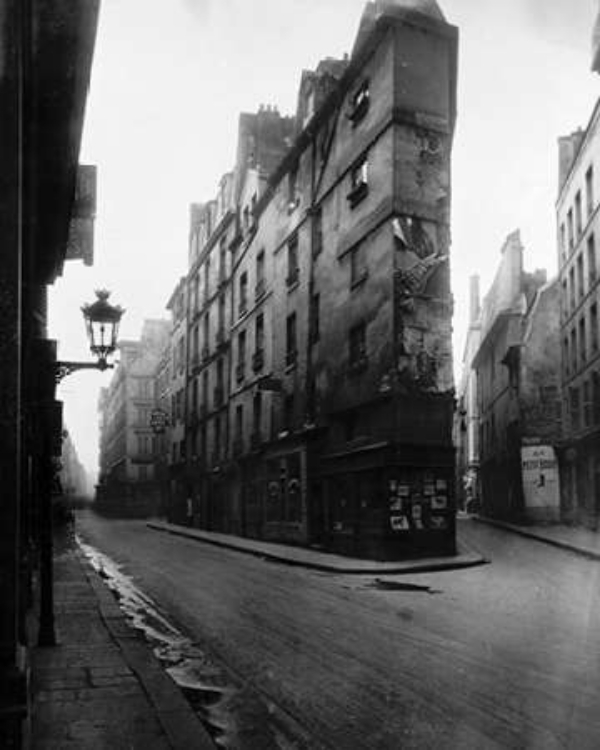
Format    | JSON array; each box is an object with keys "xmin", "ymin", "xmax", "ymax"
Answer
[{"xmin": 469, "ymin": 275, "xmax": 480, "ymax": 324}]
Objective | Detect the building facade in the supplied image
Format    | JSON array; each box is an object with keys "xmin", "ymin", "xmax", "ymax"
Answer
[
  {"xmin": 556, "ymin": 108, "xmax": 600, "ymax": 527},
  {"xmin": 175, "ymin": 0, "xmax": 458, "ymax": 560},
  {"xmin": 97, "ymin": 320, "xmax": 170, "ymax": 516},
  {"xmin": 472, "ymin": 231, "xmax": 562, "ymax": 521}
]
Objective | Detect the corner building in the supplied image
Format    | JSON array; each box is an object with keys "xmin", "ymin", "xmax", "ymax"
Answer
[{"xmin": 186, "ymin": 0, "xmax": 458, "ymax": 559}]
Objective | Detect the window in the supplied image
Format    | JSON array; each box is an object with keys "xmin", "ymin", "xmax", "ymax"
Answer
[
  {"xmin": 287, "ymin": 236, "xmax": 299, "ymax": 287},
  {"xmin": 563, "ymin": 337, "xmax": 570, "ymax": 376},
  {"xmin": 348, "ymin": 155, "xmax": 369, "ymax": 207},
  {"xmin": 192, "ymin": 379, "xmax": 198, "ymax": 412},
  {"xmin": 237, "ymin": 330, "xmax": 246, "ymax": 381},
  {"xmin": 588, "ymin": 234, "xmax": 597, "ymax": 287},
  {"xmin": 348, "ymin": 80, "xmax": 370, "ymax": 125},
  {"xmin": 584, "ymin": 380, "xmax": 592, "ymax": 427},
  {"xmin": 202, "ymin": 371, "xmax": 208, "ymax": 408},
  {"xmin": 201, "ymin": 314, "xmax": 209, "ymax": 357},
  {"xmin": 204, "ymin": 257, "xmax": 210, "ymax": 301},
  {"xmin": 283, "ymin": 394, "xmax": 294, "ymax": 432},
  {"xmin": 219, "ymin": 238, "xmax": 227, "ymax": 281},
  {"xmin": 560, "ymin": 223, "xmax": 566, "ymax": 260},
  {"xmin": 575, "ymin": 191, "xmax": 583, "ymax": 237},
  {"xmin": 218, "ymin": 294, "xmax": 226, "ymax": 339},
  {"xmin": 569, "ymin": 267, "xmax": 576, "ymax": 310},
  {"xmin": 253, "ymin": 392, "xmax": 262, "ymax": 434},
  {"xmin": 288, "ymin": 164, "xmax": 299, "ymax": 211},
  {"xmin": 567, "ymin": 209, "xmax": 574, "ymax": 251},
  {"xmin": 349, "ymin": 322, "xmax": 367, "ymax": 365},
  {"xmin": 350, "ymin": 245, "xmax": 367, "ymax": 287},
  {"xmin": 591, "ymin": 304, "xmax": 598, "ymax": 353},
  {"xmin": 310, "ymin": 293, "xmax": 320, "ymax": 343},
  {"xmin": 286, "ymin": 313, "xmax": 297, "ymax": 367},
  {"xmin": 312, "ymin": 206, "xmax": 323, "ymax": 257},
  {"xmin": 139, "ymin": 465, "xmax": 148, "ymax": 481},
  {"xmin": 239, "ymin": 271, "xmax": 248, "ymax": 316},
  {"xmin": 214, "ymin": 415, "xmax": 221, "ymax": 460},
  {"xmin": 579, "ymin": 317, "xmax": 587, "ymax": 364},
  {"xmin": 594, "ymin": 372, "xmax": 600, "ymax": 425},
  {"xmin": 570, "ymin": 386, "xmax": 580, "ymax": 431},
  {"xmin": 586, "ymin": 165, "xmax": 594, "ymax": 219},
  {"xmin": 571, "ymin": 328, "xmax": 577, "ymax": 372},
  {"xmin": 256, "ymin": 249, "xmax": 266, "ymax": 299},
  {"xmin": 561, "ymin": 280, "xmax": 568, "ymax": 321},
  {"xmin": 235, "ymin": 404, "xmax": 243, "ymax": 437},
  {"xmin": 577, "ymin": 254, "xmax": 584, "ymax": 300},
  {"xmin": 255, "ymin": 313, "xmax": 264, "ymax": 352}
]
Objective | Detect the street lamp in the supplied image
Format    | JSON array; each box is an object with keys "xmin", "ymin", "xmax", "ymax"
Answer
[{"xmin": 55, "ymin": 289, "xmax": 125, "ymax": 381}]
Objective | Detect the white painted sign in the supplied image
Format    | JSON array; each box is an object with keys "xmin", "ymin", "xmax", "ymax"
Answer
[{"xmin": 520, "ymin": 445, "xmax": 560, "ymax": 510}]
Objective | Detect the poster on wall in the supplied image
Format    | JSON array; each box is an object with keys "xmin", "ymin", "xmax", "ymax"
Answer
[{"xmin": 520, "ymin": 444, "xmax": 560, "ymax": 511}]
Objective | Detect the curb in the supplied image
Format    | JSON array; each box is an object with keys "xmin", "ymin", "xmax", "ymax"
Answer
[
  {"xmin": 77, "ymin": 550, "xmax": 215, "ymax": 750},
  {"xmin": 147, "ymin": 521, "xmax": 489, "ymax": 576},
  {"xmin": 472, "ymin": 516, "xmax": 600, "ymax": 562}
]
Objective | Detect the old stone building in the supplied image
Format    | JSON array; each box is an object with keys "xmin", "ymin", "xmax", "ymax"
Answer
[
  {"xmin": 181, "ymin": 0, "xmax": 458, "ymax": 559},
  {"xmin": 556, "ymin": 106, "xmax": 600, "ymax": 527},
  {"xmin": 472, "ymin": 231, "xmax": 562, "ymax": 521},
  {"xmin": 96, "ymin": 320, "xmax": 170, "ymax": 516}
]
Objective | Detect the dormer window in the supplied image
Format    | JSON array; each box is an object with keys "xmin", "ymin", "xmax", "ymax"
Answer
[
  {"xmin": 348, "ymin": 80, "xmax": 369, "ymax": 125},
  {"xmin": 347, "ymin": 155, "xmax": 369, "ymax": 207}
]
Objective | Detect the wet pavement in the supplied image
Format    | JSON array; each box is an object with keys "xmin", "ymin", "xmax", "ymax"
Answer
[
  {"xmin": 31, "ymin": 528, "xmax": 214, "ymax": 749},
  {"xmin": 75, "ymin": 511, "xmax": 600, "ymax": 749}
]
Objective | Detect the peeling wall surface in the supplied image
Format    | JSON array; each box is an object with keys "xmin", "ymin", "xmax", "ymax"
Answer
[{"xmin": 144, "ymin": 3, "xmax": 459, "ymax": 560}]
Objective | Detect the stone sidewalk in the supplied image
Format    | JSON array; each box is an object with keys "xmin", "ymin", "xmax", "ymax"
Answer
[
  {"xmin": 147, "ymin": 521, "xmax": 488, "ymax": 574},
  {"xmin": 474, "ymin": 516, "xmax": 600, "ymax": 560},
  {"xmin": 31, "ymin": 537, "xmax": 214, "ymax": 750}
]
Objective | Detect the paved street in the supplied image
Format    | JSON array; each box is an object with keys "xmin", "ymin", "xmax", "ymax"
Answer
[{"xmin": 76, "ymin": 511, "xmax": 600, "ymax": 749}]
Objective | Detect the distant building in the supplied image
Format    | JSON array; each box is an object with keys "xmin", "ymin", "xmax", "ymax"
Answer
[
  {"xmin": 165, "ymin": 277, "xmax": 188, "ymax": 522},
  {"xmin": 179, "ymin": 0, "xmax": 458, "ymax": 560},
  {"xmin": 556, "ymin": 105, "xmax": 600, "ymax": 527},
  {"xmin": 60, "ymin": 429, "xmax": 90, "ymax": 498},
  {"xmin": 472, "ymin": 231, "xmax": 562, "ymax": 521},
  {"xmin": 454, "ymin": 275, "xmax": 481, "ymax": 510},
  {"xmin": 96, "ymin": 319, "xmax": 170, "ymax": 516}
]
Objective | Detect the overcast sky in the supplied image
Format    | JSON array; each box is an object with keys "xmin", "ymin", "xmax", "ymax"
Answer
[{"xmin": 49, "ymin": 0, "xmax": 600, "ymax": 479}]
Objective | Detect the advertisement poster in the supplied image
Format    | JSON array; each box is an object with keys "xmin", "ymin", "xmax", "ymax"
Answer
[{"xmin": 520, "ymin": 445, "xmax": 560, "ymax": 511}]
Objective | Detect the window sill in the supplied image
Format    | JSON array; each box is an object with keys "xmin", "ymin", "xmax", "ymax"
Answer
[
  {"xmin": 350, "ymin": 270, "xmax": 368, "ymax": 291},
  {"xmin": 347, "ymin": 182, "xmax": 368, "ymax": 208}
]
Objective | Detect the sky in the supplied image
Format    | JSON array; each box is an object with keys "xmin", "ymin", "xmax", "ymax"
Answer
[{"xmin": 49, "ymin": 0, "xmax": 600, "ymax": 480}]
